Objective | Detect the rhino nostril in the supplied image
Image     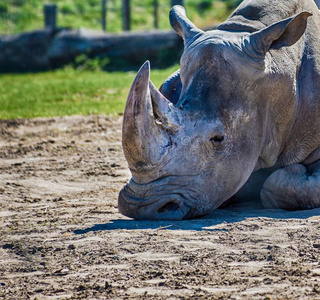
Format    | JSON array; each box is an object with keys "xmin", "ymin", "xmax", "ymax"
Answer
[
  {"xmin": 157, "ymin": 201, "xmax": 180, "ymax": 213},
  {"xmin": 210, "ymin": 135, "xmax": 225, "ymax": 143}
]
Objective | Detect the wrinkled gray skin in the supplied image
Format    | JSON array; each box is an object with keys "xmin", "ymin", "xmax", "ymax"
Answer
[{"xmin": 118, "ymin": 0, "xmax": 320, "ymax": 220}]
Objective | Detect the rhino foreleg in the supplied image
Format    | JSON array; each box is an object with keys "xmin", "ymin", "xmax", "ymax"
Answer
[{"xmin": 260, "ymin": 161, "xmax": 320, "ymax": 210}]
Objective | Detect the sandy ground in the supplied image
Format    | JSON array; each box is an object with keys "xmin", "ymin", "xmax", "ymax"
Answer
[{"xmin": 0, "ymin": 115, "xmax": 320, "ymax": 300}]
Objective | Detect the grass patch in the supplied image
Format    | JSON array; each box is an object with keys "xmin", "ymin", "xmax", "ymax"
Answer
[{"xmin": 0, "ymin": 65, "xmax": 179, "ymax": 120}]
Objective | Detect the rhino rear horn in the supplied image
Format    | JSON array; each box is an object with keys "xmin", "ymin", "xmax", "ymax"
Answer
[
  {"xmin": 149, "ymin": 80, "xmax": 181, "ymax": 131},
  {"xmin": 170, "ymin": 5, "xmax": 203, "ymax": 47}
]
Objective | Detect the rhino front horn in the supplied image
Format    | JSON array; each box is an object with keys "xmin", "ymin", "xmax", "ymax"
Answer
[
  {"xmin": 170, "ymin": 5, "xmax": 203, "ymax": 47},
  {"xmin": 122, "ymin": 61, "xmax": 180, "ymax": 181}
]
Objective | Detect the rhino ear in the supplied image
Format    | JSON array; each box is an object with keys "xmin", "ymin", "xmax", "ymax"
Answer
[
  {"xmin": 250, "ymin": 11, "xmax": 312, "ymax": 55},
  {"xmin": 159, "ymin": 70, "xmax": 181, "ymax": 105},
  {"xmin": 170, "ymin": 5, "xmax": 203, "ymax": 46}
]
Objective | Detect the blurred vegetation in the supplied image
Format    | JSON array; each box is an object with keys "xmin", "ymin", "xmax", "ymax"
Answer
[
  {"xmin": 0, "ymin": 65, "xmax": 179, "ymax": 119},
  {"xmin": 0, "ymin": 0, "xmax": 243, "ymax": 35}
]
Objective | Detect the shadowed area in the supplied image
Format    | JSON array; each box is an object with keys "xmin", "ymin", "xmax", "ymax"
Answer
[{"xmin": 74, "ymin": 205, "xmax": 320, "ymax": 233}]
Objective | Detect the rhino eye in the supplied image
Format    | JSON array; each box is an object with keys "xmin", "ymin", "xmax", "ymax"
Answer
[{"xmin": 210, "ymin": 135, "xmax": 225, "ymax": 145}]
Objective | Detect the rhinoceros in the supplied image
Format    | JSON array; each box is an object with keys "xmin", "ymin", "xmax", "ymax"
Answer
[{"xmin": 118, "ymin": 0, "xmax": 320, "ymax": 220}]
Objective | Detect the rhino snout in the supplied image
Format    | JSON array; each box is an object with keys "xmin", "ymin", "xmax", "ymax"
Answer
[{"xmin": 118, "ymin": 188, "xmax": 191, "ymax": 220}]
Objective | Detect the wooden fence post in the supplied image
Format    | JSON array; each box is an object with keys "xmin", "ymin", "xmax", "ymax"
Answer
[
  {"xmin": 154, "ymin": 0, "xmax": 159, "ymax": 29},
  {"xmin": 171, "ymin": 0, "xmax": 184, "ymax": 6},
  {"xmin": 101, "ymin": 0, "xmax": 107, "ymax": 31},
  {"xmin": 122, "ymin": 0, "xmax": 131, "ymax": 31},
  {"xmin": 44, "ymin": 4, "xmax": 57, "ymax": 29}
]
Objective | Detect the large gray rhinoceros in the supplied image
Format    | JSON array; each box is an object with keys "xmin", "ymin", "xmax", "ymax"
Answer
[{"xmin": 118, "ymin": 0, "xmax": 320, "ymax": 220}]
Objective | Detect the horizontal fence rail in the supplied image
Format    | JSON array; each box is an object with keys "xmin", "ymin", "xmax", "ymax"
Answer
[{"xmin": 0, "ymin": 0, "xmax": 240, "ymax": 35}]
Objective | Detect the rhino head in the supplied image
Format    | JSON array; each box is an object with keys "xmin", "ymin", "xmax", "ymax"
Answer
[{"xmin": 118, "ymin": 6, "xmax": 311, "ymax": 220}]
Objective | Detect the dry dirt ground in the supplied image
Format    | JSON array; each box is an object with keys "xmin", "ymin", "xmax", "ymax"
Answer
[{"xmin": 0, "ymin": 115, "xmax": 320, "ymax": 300}]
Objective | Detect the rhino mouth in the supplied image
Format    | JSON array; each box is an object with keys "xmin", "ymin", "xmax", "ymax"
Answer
[{"xmin": 118, "ymin": 189, "xmax": 191, "ymax": 220}]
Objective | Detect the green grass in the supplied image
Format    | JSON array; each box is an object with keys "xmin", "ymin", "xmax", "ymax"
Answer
[
  {"xmin": 0, "ymin": 65, "xmax": 179, "ymax": 120},
  {"xmin": 0, "ymin": 0, "xmax": 243, "ymax": 120},
  {"xmin": 0, "ymin": 0, "xmax": 241, "ymax": 35}
]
